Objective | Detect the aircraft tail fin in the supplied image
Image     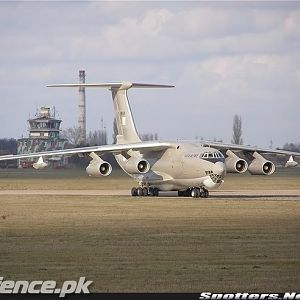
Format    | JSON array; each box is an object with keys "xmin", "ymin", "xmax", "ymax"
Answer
[{"xmin": 47, "ymin": 82, "xmax": 174, "ymax": 144}]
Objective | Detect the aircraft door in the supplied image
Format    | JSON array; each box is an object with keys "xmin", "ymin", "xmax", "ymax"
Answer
[{"xmin": 171, "ymin": 146, "xmax": 183, "ymax": 177}]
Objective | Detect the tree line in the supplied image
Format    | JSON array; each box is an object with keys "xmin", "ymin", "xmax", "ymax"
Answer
[
  {"xmin": 0, "ymin": 138, "xmax": 17, "ymax": 154},
  {"xmin": 0, "ymin": 114, "xmax": 299, "ymax": 168}
]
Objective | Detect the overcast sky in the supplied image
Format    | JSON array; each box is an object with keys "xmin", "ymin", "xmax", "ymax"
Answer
[{"xmin": 0, "ymin": 1, "xmax": 299, "ymax": 147}]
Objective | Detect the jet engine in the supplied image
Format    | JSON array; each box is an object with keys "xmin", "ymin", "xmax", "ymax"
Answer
[
  {"xmin": 123, "ymin": 157, "xmax": 150, "ymax": 174},
  {"xmin": 86, "ymin": 153, "xmax": 112, "ymax": 177},
  {"xmin": 225, "ymin": 150, "xmax": 248, "ymax": 173},
  {"xmin": 33, "ymin": 156, "xmax": 48, "ymax": 170},
  {"xmin": 248, "ymin": 151, "xmax": 275, "ymax": 175}
]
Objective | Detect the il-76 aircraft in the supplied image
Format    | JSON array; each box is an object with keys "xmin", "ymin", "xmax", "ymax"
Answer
[{"xmin": 0, "ymin": 82, "xmax": 299, "ymax": 198}]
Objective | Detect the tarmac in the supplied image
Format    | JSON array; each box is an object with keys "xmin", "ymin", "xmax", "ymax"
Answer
[{"xmin": 0, "ymin": 189, "xmax": 299, "ymax": 200}]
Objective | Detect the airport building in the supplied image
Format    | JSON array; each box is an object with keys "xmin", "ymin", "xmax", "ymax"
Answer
[{"xmin": 17, "ymin": 107, "xmax": 70, "ymax": 168}]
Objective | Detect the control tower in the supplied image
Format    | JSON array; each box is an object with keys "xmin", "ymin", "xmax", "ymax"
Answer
[
  {"xmin": 28, "ymin": 107, "xmax": 61, "ymax": 140},
  {"xmin": 17, "ymin": 107, "xmax": 69, "ymax": 168}
]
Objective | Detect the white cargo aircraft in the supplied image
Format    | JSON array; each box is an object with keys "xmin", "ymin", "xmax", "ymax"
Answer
[{"xmin": 0, "ymin": 82, "xmax": 299, "ymax": 198}]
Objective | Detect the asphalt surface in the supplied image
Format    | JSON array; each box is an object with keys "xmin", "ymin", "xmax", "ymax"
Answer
[{"xmin": 0, "ymin": 189, "xmax": 299, "ymax": 200}]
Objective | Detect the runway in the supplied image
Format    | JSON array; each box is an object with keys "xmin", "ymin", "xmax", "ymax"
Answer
[{"xmin": 0, "ymin": 189, "xmax": 299, "ymax": 199}]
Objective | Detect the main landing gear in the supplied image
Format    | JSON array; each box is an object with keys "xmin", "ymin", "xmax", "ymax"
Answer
[
  {"xmin": 178, "ymin": 187, "xmax": 209, "ymax": 198},
  {"xmin": 131, "ymin": 186, "xmax": 209, "ymax": 198},
  {"xmin": 131, "ymin": 187, "xmax": 159, "ymax": 197}
]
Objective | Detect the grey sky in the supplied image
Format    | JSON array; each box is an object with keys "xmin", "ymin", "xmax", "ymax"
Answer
[{"xmin": 0, "ymin": 1, "xmax": 299, "ymax": 148}]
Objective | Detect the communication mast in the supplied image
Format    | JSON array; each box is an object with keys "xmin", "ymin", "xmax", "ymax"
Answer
[{"xmin": 78, "ymin": 70, "xmax": 86, "ymax": 144}]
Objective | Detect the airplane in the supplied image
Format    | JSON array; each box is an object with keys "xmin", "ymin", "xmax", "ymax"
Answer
[{"xmin": 0, "ymin": 82, "xmax": 299, "ymax": 198}]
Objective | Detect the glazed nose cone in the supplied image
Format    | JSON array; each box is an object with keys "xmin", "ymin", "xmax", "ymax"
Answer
[{"xmin": 213, "ymin": 161, "xmax": 226, "ymax": 176}]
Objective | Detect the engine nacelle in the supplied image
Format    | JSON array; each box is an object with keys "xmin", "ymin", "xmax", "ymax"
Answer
[
  {"xmin": 225, "ymin": 150, "xmax": 248, "ymax": 173},
  {"xmin": 86, "ymin": 153, "xmax": 112, "ymax": 177},
  {"xmin": 123, "ymin": 158, "xmax": 150, "ymax": 174},
  {"xmin": 33, "ymin": 156, "xmax": 48, "ymax": 170},
  {"xmin": 248, "ymin": 152, "xmax": 275, "ymax": 175}
]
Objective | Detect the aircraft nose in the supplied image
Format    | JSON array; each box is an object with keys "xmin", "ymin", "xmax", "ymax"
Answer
[{"xmin": 212, "ymin": 161, "xmax": 226, "ymax": 176}]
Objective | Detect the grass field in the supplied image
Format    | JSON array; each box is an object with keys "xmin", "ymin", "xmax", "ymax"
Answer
[
  {"xmin": 0, "ymin": 166, "xmax": 299, "ymax": 190},
  {"xmin": 0, "ymin": 168, "xmax": 299, "ymax": 292}
]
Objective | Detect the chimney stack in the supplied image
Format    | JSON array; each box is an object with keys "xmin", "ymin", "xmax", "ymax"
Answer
[{"xmin": 78, "ymin": 70, "xmax": 86, "ymax": 144}]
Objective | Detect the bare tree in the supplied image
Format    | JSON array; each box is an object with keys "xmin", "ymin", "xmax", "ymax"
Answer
[
  {"xmin": 112, "ymin": 117, "xmax": 158, "ymax": 143},
  {"xmin": 269, "ymin": 139, "xmax": 273, "ymax": 149},
  {"xmin": 87, "ymin": 129, "xmax": 107, "ymax": 146},
  {"xmin": 61, "ymin": 126, "xmax": 82, "ymax": 146},
  {"xmin": 213, "ymin": 137, "xmax": 223, "ymax": 143},
  {"xmin": 139, "ymin": 133, "xmax": 159, "ymax": 141},
  {"xmin": 0, "ymin": 138, "xmax": 17, "ymax": 154},
  {"xmin": 281, "ymin": 142, "xmax": 300, "ymax": 152},
  {"xmin": 231, "ymin": 114, "xmax": 243, "ymax": 145}
]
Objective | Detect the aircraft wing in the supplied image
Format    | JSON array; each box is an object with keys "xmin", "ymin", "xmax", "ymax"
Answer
[
  {"xmin": 0, "ymin": 142, "xmax": 172, "ymax": 161},
  {"xmin": 202, "ymin": 141, "xmax": 300, "ymax": 157},
  {"xmin": 202, "ymin": 141, "xmax": 300, "ymax": 168}
]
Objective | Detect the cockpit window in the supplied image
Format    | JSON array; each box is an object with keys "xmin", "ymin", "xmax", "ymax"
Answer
[
  {"xmin": 218, "ymin": 152, "xmax": 224, "ymax": 158},
  {"xmin": 201, "ymin": 151, "xmax": 224, "ymax": 159}
]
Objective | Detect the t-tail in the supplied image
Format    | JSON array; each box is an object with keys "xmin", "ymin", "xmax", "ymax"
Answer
[{"xmin": 47, "ymin": 82, "xmax": 174, "ymax": 144}]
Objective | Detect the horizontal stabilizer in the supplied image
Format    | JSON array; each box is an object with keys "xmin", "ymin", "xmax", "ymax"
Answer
[{"xmin": 47, "ymin": 82, "xmax": 174, "ymax": 90}]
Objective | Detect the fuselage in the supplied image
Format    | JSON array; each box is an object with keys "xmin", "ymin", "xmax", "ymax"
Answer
[{"xmin": 115, "ymin": 142, "xmax": 226, "ymax": 191}]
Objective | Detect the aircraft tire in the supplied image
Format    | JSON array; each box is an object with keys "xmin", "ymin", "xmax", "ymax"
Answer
[
  {"xmin": 148, "ymin": 187, "xmax": 154, "ymax": 196},
  {"xmin": 153, "ymin": 188, "xmax": 159, "ymax": 197},
  {"xmin": 191, "ymin": 188, "xmax": 199, "ymax": 198},
  {"xmin": 142, "ymin": 187, "xmax": 148, "ymax": 197},
  {"xmin": 199, "ymin": 189, "xmax": 206, "ymax": 198},
  {"xmin": 185, "ymin": 188, "xmax": 191, "ymax": 197},
  {"xmin": 137, "ymin": 187, "xmax": 143, "ymax": 197},
  {"xmin": 200, "ymin": 188, "xmax": 209, "ymax": 198},
  {"xmin": 131, "ymin": 187, "xmax": 137, "ymax": 197}
]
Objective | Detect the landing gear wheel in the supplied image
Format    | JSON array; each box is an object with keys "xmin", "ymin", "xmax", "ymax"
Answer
[
  {"xmin": 131, "ymin": 187, "xmax": 137, "ymax": 197},
  {"xmin": 204, "ymin": 189, "xmax": 209, "ymax": 198},
  {"xmin": 153, "ymin": 188, "xmax": 159, "ymax": 197},
  {"xmin": 142, "ymin": 187, "xmax": 148, "ymax": 197},
  {"xmin": 178, "ymin": 190, "xmax": 184, "ymax": 197},
  {"xmin": 137, "ymin": 187, "xmax": 143, "ymax": 197},
  {"xmin": 148, "ymin": 187, "xmax": 154, "ymax": 196},
  {"xmin": 184, "ymin": 188, "xmax": 191, "ymax": 197},
  {"xmin": 191, "ymin": 188, "xmax": 200, "ymax": 198},
  {"xmin": 198, "ymin": 188, "xmax": 209, "ymax": 198}
]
